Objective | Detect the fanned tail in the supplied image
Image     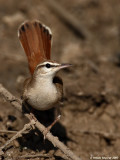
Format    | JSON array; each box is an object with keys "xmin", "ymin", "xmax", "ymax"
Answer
[{"xmin": 18, "ymin": 20, "xmax": 52, "ymax": 74}]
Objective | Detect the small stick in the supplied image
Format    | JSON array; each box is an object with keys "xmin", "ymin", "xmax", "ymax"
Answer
[
  {"xmin": 0, "ymin": 122, "xmax": 33, "ymax": 151},
  {"xmin": 43, "ymin": 115, "xmax": 61, "ymax": 140},
  {"xmin": 0, "ymin": 130, "xmax": 17, "ymax": 134},
  {"xmin": 0, "ymin": 130, "xmax": 29, "ymax": 134},
  {"xmin": 18, "ymin": 153, "xmax": 51, "ymax": 159},
  {"xmin": 0, "ymin": 84, "xmax": 81, "ymax": 160}
]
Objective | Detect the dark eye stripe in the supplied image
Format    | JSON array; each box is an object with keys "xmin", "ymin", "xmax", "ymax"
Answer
[{"xmin": 45, "ymin": 64, "xmax": 57, "ymax": 67}]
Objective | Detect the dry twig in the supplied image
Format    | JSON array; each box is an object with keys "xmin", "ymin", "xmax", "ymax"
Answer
[
  {"xmin": 0, "ymin": 84, "xmax": 81, "ymax": 160},
  {"xmin": 18, "ymin": 153, "xmax": 51, "ymax": 159},
  {"xmin": 0, "ymin": 130, "xmax": 29, "ymax": 134},
  {"xmin": 0, "ymin": 122, "xmax": 33, "ymax": 151},
  {"xmin": 0, "ymin": 130, "xmax": 17, "ymax": 134}
]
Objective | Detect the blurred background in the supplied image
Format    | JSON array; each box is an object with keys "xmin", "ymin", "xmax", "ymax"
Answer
[{"xmin": 0, "ymin": 0, "xmax": 120, "ymax": 159}]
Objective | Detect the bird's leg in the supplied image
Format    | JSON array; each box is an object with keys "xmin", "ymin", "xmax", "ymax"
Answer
[{"xmin": 43, "ymin": 106, "xmax": 61, "ymax": 140}]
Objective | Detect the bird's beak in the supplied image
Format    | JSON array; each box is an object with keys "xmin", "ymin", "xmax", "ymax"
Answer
[{"xmin": 57, "ymin": 63, "xmax": 72, "ymax": 70}]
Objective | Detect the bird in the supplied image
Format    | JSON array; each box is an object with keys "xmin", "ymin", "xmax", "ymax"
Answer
[{"xmin": 18, "ymin": 20, "xmax": 71, "ymax": 137}]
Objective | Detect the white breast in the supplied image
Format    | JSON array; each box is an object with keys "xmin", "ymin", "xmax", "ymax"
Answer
[{"xmin": 26, "ymin": 79, "xmax": 58, "ymax": 110}]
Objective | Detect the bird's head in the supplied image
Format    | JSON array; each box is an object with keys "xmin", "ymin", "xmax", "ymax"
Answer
[{"xmin": 34, "ymin": 60, "xmax": 72, "ymax": 78}]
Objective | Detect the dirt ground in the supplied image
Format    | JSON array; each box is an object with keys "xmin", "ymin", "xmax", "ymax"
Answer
[{"xmin": 0, "ymin": 0, "xmax": 120, "ymax": 159}]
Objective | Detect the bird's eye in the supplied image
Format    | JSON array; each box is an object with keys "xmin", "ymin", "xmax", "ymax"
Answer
[{"xmin": 46, "ymin": 63, "xmax": 51, "ymax": 68}]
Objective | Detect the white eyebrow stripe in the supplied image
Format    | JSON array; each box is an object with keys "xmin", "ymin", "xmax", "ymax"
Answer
[
  {"xmin": 37, "ymin": 62, "xmax": 59, "ymax": 68},
  {"xmin": 42, "ymin": 62, "xmax": 59, "ymax": 66}
]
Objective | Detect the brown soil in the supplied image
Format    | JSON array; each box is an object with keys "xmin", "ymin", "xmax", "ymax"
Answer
[{"xmin": 0, "ymin": 0, "xmax": 120, "ymax": 159}]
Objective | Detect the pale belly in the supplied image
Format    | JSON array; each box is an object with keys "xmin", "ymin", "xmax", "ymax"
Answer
[{"xmin": 26, "ymin": 85, "xmax": 59, "ymax": 110}]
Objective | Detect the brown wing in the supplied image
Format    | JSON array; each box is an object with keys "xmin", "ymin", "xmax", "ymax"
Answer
[
  {"xmin": 18, "ymin": 20, "xmax": 52, "ymax": 74},
  {"xmin": 53, "ymin": 76, "xmax": 63, "ymax": 102}
]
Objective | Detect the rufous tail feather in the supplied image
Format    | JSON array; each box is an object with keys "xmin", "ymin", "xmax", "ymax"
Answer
[{"xmin": 18, "ymin": 20, "xmax": 52, "ymax": 74}]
